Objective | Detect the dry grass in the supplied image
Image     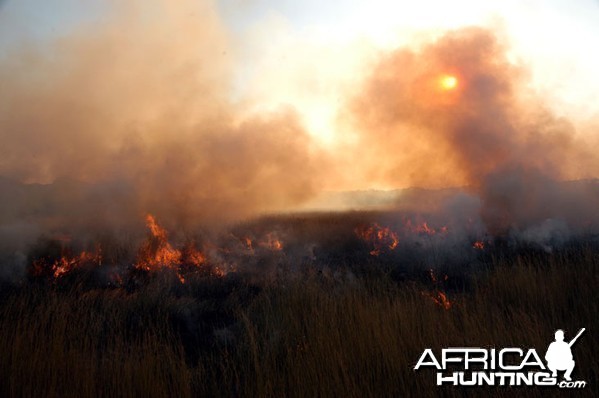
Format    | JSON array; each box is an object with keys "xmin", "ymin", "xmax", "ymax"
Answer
[{"xmin": 0, "ymin": 246, "xmax": 597, "ymax": 397}]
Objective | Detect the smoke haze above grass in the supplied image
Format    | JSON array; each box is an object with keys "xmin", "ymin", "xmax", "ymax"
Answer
[
  {"xmin": 0, "ymin": 1, "xmax": 597, "ymax": 239},
  {"xmin": 0, "ymin": 0, "xmax": 323, "ymax": 226}
]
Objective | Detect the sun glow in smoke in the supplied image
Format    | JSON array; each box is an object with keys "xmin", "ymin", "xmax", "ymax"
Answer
[
  {"xmin": 0, "ymin": 1, "xmax": 598, "ymax": 225},
  {"xmin": 439, "ymin": 74, "xmax": 458, "ymax": 90}
]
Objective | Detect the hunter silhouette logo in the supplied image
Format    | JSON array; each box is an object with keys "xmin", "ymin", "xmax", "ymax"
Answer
[
  {"xmin": 414, "ymin": 327, "xmax": 588, "ymax": 389},
  {"xmin": 545, "ymin": 328, "xmax": 585, "ymax": 381}
]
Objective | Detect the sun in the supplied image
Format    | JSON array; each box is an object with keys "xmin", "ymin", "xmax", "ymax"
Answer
[{"xmin": 439, "ymin": 75, "xmax": 458, "ymax": 90}]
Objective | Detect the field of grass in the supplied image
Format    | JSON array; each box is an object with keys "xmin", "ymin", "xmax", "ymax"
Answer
[{"xmin": 0, "ymin": 240, "xmax": 597, "ymax": 397}]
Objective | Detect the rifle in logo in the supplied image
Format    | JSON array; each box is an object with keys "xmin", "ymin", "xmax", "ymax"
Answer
[{"xmin": 545, "ymin": 328, "xmax": 585, "ymax": 381}]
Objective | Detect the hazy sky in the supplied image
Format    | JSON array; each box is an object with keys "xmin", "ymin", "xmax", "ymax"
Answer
[
  {"xmin": 1, "ymin": 0, "xmax": 598, "ymax": 210},
  {"xmin": 1, "ymin": 0, "xmax": 598, "ymax": 165},
  {"xmin": 2, "ymin": 1, "xmax": 598, "ymax": 141}
]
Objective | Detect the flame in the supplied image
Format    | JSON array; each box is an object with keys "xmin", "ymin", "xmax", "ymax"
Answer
[
  {"xmin": 258, "ymin": 232, "xmax": 284, "ymax": 251},
  {"xmin": 422, "ymin": 269, "xmax": 452, "ymax": 310},
  {"xmin": 135, "ymin": 214, "xmax": 209, "ymax": 282},
  {"xmin": 422, "ymin": 290, "xmax": 452, "ymax": 310},
  {"xmin": 416, "ymin": 221, "xmax": 435, "ymax": 235},
  {"xmin": 182, "ymin": 245, "xmax": 207, "ymax": 267},
  {"xmin": 242, "ymin": 237, "xmax": 254, "ymax": 251},
  {"xmin": 136, "ymin": 214, "xmax": 182, "ymax": 272},
  {"xmin": 404, "ymin": 220, "xmax": 448, "ymax": 236},
  {"xmin": 30, "ymin": 215, "xmax": 220, "ymax": 283},
  {"xmin": 355, "ymin": 223, "xmax": 399, "ymax": 256},
  {"xmin": 472, "ymin": 240, "xmax": 485, "ymax": 250},
  {"xmin": 31, "ymin": 248, "xmax": 102, "ymax": 279},
  {"xmin": 52, "ymin": 251, "xmax": 99, "ymax": 278}
]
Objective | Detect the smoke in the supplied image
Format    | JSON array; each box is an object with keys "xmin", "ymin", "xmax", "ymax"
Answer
[
  {"xmin": 343, "ymin": 27, "xmax": 599, "ymax": 235},
  {"xmin": 0, "ymin": 3, "xmax": 598, "ymax": 283},
  {"xmin": 0, "ymin": 0, "xmax": 322, "ymax": 229}
]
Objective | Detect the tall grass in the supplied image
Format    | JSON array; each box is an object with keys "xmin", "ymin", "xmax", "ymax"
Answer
[{"xmin": 0, "ymin": 247, "xmax": 597, "ymax": 397}]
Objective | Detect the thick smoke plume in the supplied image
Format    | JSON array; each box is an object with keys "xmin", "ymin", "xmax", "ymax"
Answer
[
  {"xmin": 0, "ymin": 0, "xmax": 322, "ymax": 229},
  {"xmin": 0, "ymin": 4, "xmax": 598, "ymax": 283},
  {"xmin": 344, "ymin": 27, "xmax": 599, "ymax": 235}
]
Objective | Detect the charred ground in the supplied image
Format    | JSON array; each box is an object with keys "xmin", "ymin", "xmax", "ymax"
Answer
[{"xmin": 0, "ymin": 208, "xmax": 598, "ymax": 397}]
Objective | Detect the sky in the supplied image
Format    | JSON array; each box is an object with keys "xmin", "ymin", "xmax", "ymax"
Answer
[
  {"xmin": 0, "ymin": 0, "xmax": 598, "ymax": 200},
  {"xmin": 217, "ymin": 0, "xmax": 599, "ymax": 142},
  {"xmin": 2, "ymin": 1, "xmax": 598, "ymax": 137}
]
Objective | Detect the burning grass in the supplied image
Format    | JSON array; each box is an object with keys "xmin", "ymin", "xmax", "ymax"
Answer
[{"xmin": 0, "ymin": 212, "xmax": 597, "ymax": 397}]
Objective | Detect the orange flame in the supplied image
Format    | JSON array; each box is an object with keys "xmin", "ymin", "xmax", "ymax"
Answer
[
  {"xmin": 135, "ymin": 214, "xmax": 209, "ymax": 282},
  {"xmin": 30, "ymin": 215, "xmax": 219, "ymax": 283},
  {"xmin": 258, "ymin": 232, "xmax": 284, "ymax": 251},
  {"xmin": 242, "ymin": 237, "xmax": 254, "ymax": 251},
  {"xmin": 136, "ymin": 214, "xmax": 182, "ymax": 272},
  {"xmin": 422, "ymin": 269, "xmax": 452, "ymax": 310},
  {"xmin": 355, "ymin": 223, "xmax": 399, "ymax": 256},
  {"xmin": 416, "ymin": 221, "xmax": 435, "ymax": 235},
  {"xmin": 422, "ymin": 290, "xmax": 452, "ymax": 310},
  {"xmin": 182, "ymin": 244, "xmax": 207, "ymax": 267},
  {"xmin": 405, "ymin": 220, "xmax": 448, "ymax": 236},
  {"xmin": 31, "ymin": 248, "xmax": 102, "ymax": 279},
  {"xmin": 52, "ymin": 250, "xmax": 101, "ymax": 278}
]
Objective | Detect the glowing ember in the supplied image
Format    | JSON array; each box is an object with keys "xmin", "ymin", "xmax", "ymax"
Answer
[
  {"xmin": 427, "ymin": 268, "xmax": 448, "ymax": 284},
  {"xmin": 473, "ymin": 241, "xmax": 485, "ymax": 250},
  {"xmin": 355, "ymin": 223, "xmax": 399, "ymax": 256}
]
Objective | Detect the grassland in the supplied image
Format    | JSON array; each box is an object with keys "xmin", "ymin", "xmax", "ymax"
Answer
[{"xmin": 0, "ymin": 240, "xmax": 597, "ymax": 397}]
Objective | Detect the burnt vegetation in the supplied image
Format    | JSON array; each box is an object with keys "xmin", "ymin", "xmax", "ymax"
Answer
[
  {"xmin": 0, "ymin": 210, "xmax": 598, "ymax": 397},
  {"xmin": 1, "ymin": 2, "xmax": 598, "ymax": 395}
]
